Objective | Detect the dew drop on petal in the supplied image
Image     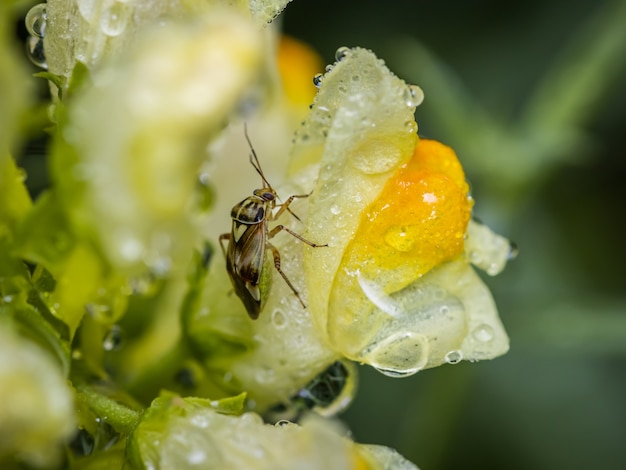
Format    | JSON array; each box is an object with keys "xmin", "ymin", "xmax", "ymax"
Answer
[
  {"xmin": 404, "ymin": 84, "xmax": 424, "ymax": 107},
  {"xmin": 444, "ymin": 350, "xmax": 463, "ymax": 364},
  {"xmin": 365, "ymin": 331, "xmax": 430, "ymax": 377},
  {"xmin": 330, "ymin": 204, "xmax": 341, "ymax": 215},
  {"xmin": 404, "ymin": 119, "xmax": 418, "ymax": 134},
  {"xmin": 78, "ymin": 0, "xmax": 99, "ymax": 23},
  {"xmin": 101, "ymin": 2, "xmax": 132, "ymax": 37},
  {"xmin": 240, "ymin": 412, "xmax": 264, "ymax": 426},
  {"xmin": 313, "ymin": 73, "xmax": 324, "ymax": 88},
  {"xmin": 335, "ymin": 46, "xmax": 350, "ymax": 62},
  {"xmin": 25, "ymin": 4, "xmax": 47, "ymax": 38},
  {"xmin": 472, "ymin": 323, "xmax": 494, "ymax": 343},
  {"xmin": 271, "ymin": 308, "xmax": 288, "ymax": 329}
]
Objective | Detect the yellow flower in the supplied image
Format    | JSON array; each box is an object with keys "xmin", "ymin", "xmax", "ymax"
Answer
[{"xmin": 292, "ymin": 47, "xmax": 511, "ymax": 376}]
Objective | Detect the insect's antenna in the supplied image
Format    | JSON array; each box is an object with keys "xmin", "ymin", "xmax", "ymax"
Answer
[
  {"xmin": 243, "ymin": 124, "xmax": 300, "ymax": 222},
  {"xmin": 244, "ymin": 123, "xmax": 272, "ymax": 189}
]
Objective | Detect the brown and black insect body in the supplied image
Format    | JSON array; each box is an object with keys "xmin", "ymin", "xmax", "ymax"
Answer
[{"xmin": 219, "ymin": 126, "xmax": 326, "ymax": 319}]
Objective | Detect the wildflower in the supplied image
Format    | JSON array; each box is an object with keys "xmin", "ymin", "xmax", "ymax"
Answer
[{"xmin": 293, "ymin": 48, "xmax": 513, "ymax": 376}]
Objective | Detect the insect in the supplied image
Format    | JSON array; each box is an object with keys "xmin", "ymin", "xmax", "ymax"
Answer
[{"xmin": 219, "ymin": 126, "xmax": 327, "ymax": 319}]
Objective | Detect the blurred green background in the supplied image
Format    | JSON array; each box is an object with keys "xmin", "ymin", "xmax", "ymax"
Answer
[{"xmin": 283, "ymin": 1, "xmax": 626, "ymax": 469}]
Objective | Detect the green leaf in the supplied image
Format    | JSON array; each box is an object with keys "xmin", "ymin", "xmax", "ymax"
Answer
[
  {"xmin": 33, "ymin": 71, "xmax": 66, "ymax": 99},
  {"xmin": 13, "ymin": 191, "xmax": 75, "ymax": 272},
  {"xmin": 0, "ymin": 244, "xmax": 70, "ymax": 375},
  {"xmin": 0, "ymin": 154, "xmax": 32, "ymax": 239}
]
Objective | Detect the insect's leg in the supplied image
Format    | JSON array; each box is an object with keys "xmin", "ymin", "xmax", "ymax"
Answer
[
  {"xmin": 272, "ymin": 192, "xmax": 313, "ymax": 222},
  {"xmin": 267, "ymin": 243, "xmax": 307, "ymax": 309},
  {"xmin": 218, "ymin": 233, "xmax": 231, "ymax": 258},
  {"xmin": 268, "ymin": 225, "xmax": 328, "ymax": 248}
]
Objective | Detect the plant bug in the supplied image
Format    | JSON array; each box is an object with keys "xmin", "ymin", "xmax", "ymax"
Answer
[{"xmin": 219, "ymin": 126, "xmax": 327, "ymax": 319}]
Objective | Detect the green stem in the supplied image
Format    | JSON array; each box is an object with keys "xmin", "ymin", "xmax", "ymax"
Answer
[{"xmin": 76, "ymin": 386, "xmax": 141, "ymax": 435}]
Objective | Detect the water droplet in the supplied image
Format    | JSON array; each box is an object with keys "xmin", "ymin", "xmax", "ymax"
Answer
[
  {"xmin": 275, "ymin": 420, "xmax": 292, "ymax": 427},
  {"xmin": 271, "ymin": 308, "xmax": 288, "ymax": 329},
  {"xmin": 190, "ymin": 414, "xmax": 209, "ymax": 428},
  {"xmin": 103, "ymin": 325, "xmax": 123, "ymax": 351},
  {"xmin": 365, "ymin": 331, "xmax": 430, "ymax": 377},
  {"xmin": 78, "ymin": 0, "xmax": 99, "ymax": 23},
  {"xmin": 86, "ymin": 302, "xmax": 112, "ymax": 319},
  {"xmin": 444, "ymin": 350, "xmax": 463, "ymax": 364},
  {"xmin": 313, "ymin": 73, "xmax": 324, "ymax": 88},
  {"xmin": 486, "ymin": 262, "xmax": 500, "ymax": 276},
  {"xmin": 101, "ymin": 2, "xmax": 131, "ymax": 37},
  {"xmin": 240, "ymin": 412, "xmax": 263, "ymax": 426},
  {"xmin": 187, "ymin": 449, "xmax": 207, "ymax": 465},
  {"xmin": 335, "ymin": 46, "xmax": 350, "ymax": 62},
  {"xmin": 507, "ymin": 241, "xmax": 519, "ymax": 260},
  {"xmin": 329, "ymin": 204, "xmax": 341, "ymax": 215},
  {"xmin": 404, "ymin": 84, "xmax": 424, "ymax": 107},
  {"xmin": 25, "ymin": 4, "xmax": 47, "ymax": 38},
  {"xmin": 439, "ymin": 305, "xmax": 449, "ymax": 314},
  {"xmin": 198, "ymin": 172, "xmax": 210, "ymax": 185},
  {"xmin": 325, "ymin": 64, "xmax": 334, "ymax": 73},
  {"xmin": 404, "ymin": 119, "xmax": 418, "ymax": 134},
  {"xmin": 26, "ymin": 35, "xmax": 47, "ymax": 69},
  {"xmin": 383, "ymin": 225, "xmax": 415, "ymax": 252},
  {"xmin": 2, "ymin": 295, "xmax": 14, "ymax": 304},
  {"xmin": 149, "ymin": 256, "xmax": 171, "ymax": 277},
  {"xmin": 473, "ymin": 324, "xmax": 494, "ymax": 343},
  {"xmin": 114, "ymin": 231, "xmax": 144, "ymax": 262}
]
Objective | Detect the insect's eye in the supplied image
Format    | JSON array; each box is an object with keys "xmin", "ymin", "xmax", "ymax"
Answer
[{"xmin": 254, "ymin": 188, "xmax": 275, "ymax": 201}]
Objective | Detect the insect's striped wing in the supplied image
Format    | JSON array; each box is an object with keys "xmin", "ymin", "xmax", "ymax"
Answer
[{"xmin": 229, "ymin": 221, "xmax": 267, "ymax": 318}]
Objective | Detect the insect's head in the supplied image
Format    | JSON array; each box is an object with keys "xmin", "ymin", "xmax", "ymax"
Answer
[{"xmin": 253, "ymin": 188, "xmax": 277, "ymax": 202}]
